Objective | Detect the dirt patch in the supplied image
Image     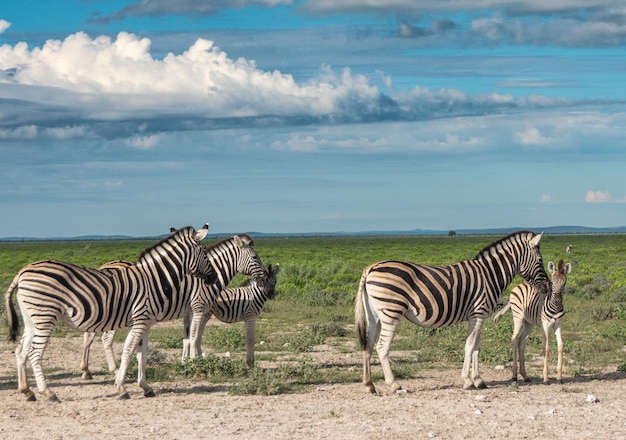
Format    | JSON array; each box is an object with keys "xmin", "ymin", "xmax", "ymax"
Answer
[{"xmin": 1, "ymin": 334, "xmax": 626, "ymax": 440}]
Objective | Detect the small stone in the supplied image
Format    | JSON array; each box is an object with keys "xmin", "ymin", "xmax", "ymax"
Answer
[{"xmin": 586, "ymin": 394, "xmax": 600, "ymax": 403}]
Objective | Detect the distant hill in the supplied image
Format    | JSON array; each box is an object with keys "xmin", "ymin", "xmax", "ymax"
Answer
[{"xmin": 2, "ymin": 225, "xmax": 625, "ymax": 242}]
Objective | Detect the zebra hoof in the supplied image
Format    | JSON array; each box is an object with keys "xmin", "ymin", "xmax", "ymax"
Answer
[
  {"xmin": 144, "ymin": 390, "xmax": 156, "ymax": 398},
  {"xmin": 47, "ymin": 393, "xmax": 60, "ymax": 403},
  {"xmin": 81, "ymin": 372, "xmax": 93, "ymax": 380},
  {"xmin": 24, "ymin": 392, "xmax": 37, "ymax": 402},
  {"xmin": 118, "ymin": 392, "xmax": 131, "ymax": 400}
]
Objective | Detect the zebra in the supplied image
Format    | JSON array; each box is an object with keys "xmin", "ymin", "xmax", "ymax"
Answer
[
  {"xmin": 5, "ymin": 224, "xmax": 217, "ymax": 402},
  {"xmin": 78, "ymin": 234, "xmax": 266, "ymax": 379},
  {"xmin": 182, "ymin": 263, "xmax": 280, "ymax": 367},
  {"xmin": 566, "ymin": 244, "xmax": 573, "ymax": 254},
  {"xmin": 83, "ymin": 263, "xmax": 280, "ymax": 373},
  {"xmin": 354, "ymin": 230, "xmax": 550, "ymax": 394},
  {"xmin": 493, "ymin": 259, "xmax": 572, "ymax": 384}
]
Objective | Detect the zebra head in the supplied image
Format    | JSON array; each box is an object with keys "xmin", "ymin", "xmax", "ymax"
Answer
[
  {"xmin": 232, "ymin": 234, "xmax": 266, "ymax": 281},
  {"xmin": 170, "ymin": 224, "xmax": 218, "ymax": 285},
  {"xmin": 547, "ymin": 259, "xmax": 572, "ymax": 302},
  {"xmin": 262, "ymin": 263, "xmax": 280, "ymax": 300},
  {"xmin": 518, "ymin": 231, "xmax": 550, "ymax": 294}
]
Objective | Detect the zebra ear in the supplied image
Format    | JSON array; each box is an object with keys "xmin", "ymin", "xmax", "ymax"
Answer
[
  {"xmin": 194, "ymin": 224, "xmax": 209, "ymax": 241},
  {"xmin": 273, "ymin": 263, "xmax": 280, "ymax": 275},
  {"xmin": 564, "ymin": 262, "xmax": 572, "ymax": 275},
  {"xmin": 233, "ymin": 235, "xmax": 243, "ymax": 247},
  {"xmin": 548, "ymin": 261, "xmax": 555, "ymax": 275},
  {"xmin": 170, "ymin": 227, "xmax": 177, "ymax": 234}
]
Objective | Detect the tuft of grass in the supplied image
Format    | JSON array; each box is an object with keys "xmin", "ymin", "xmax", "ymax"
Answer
[
  {"xmin": 228, "ymin": 368, "xmax": 287, "ymax": 395},
  {"xmin": 173, "ymin": 354, "xmax": 249, "ymax": 379}
]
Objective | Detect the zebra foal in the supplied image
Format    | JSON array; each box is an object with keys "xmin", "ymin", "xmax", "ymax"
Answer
[
  {"xmin": 183, "ymin": 263, "xmax": 280, "ymax": 367},
  {"xmin": 355, "ymin": 231, "xmax": 550, "ymax": 394},
  {"xmin": 79, "ymin": 234, "xmax": 266, "ymax": 379},
  {"xmin": 493, "ymin": 259, "xmax": 572, "ymax": 384},
  {"xmin": 5, "ymin": 224, "xmax": 217, "ymax": 402}
]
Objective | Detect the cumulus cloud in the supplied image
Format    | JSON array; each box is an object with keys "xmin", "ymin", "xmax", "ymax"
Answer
[
  {"xmin": 584, "ymin": 190, "xmax": 626, "ymax": 203},
  {"xmin": 0, "ymin": 30, "xmax": 582, "ymax": 140}
]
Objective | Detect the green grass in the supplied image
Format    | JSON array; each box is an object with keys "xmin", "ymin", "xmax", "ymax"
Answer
[{"xmin": 2, "ymin": 233, "xmax": 626, "ymax": 394}]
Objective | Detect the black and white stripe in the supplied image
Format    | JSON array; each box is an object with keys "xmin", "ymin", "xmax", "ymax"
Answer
[
  {"xmin": 354, "ymin": 231, "xmax": 550, "ymax": 394},
  {"xmin": 493, "ymin": 259, "xmax": 571, "ymax": 384},
  {"xmin": 5, "ymin": 224, "xmax": 216, "ymax": 401}
]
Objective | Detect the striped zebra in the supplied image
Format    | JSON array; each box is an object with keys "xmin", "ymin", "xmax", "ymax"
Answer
[
  {"xmin": 182, "ymin": 263, "xmax": 280, "ymax": 367},
  {"xmin": 79, "ymin": 234, "xmax": 266, "ymax": 379},
  {"xmin": 493, "ymin": 259, "xmax": 571, "ymax": 384},
  {"xmin": 5, "ymin": 224, "xmax": 217, "ymax": 402},
  {"xmin": 354, "ymin": 231, "xmax": 550, "ymax": 394}
]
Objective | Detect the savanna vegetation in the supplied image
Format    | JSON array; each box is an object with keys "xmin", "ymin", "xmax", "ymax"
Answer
[{"xmin": 1, "ymin": 233, "xmax": 625, "ymax": 395}]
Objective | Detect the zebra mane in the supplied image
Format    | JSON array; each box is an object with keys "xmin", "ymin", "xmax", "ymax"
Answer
[
  {"xmin": 137, "ymin": 226, "xmax": 195, "ymax": 261},
  {"xmin": 474, "ymin": 230, "xmax": 536, "ymax": 260},
  {"xmin": 206, "ymin": 233, "xmax": 255, "ymax": 256}
]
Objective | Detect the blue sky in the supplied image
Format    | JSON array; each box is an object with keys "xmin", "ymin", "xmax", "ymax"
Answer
[{"xmin": 1, "ymin": 0, "xmax": 626, "ymax": 238}]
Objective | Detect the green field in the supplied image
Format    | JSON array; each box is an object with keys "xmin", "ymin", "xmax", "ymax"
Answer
[{"xmin": 1, "ymin": 233, "xmax": 626, "ymax": 394}]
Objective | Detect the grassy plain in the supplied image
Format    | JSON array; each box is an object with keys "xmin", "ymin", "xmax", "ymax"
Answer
[{"xmin": 1, "ymin": 233, "xmax": 625, "ymax": 393}]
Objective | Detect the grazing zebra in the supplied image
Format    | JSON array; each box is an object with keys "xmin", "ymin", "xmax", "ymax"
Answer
[
  {"xmin": 354, "ymin": 231, "xmax": 550, "ymax": 394},
  {"xmin": 79, "ymin": 234, "xmax": 266, "ymax": 378},
  {"xmin": 5, "ymin": 224, "xmax": 217, "ymax": 402},
  {"xmin": 182, "ymin": 263, "xmax": 280, "ymax": 367},
  {"xmin": 493, "ymin": 259, "xmax": 572, "ymax": 384}
]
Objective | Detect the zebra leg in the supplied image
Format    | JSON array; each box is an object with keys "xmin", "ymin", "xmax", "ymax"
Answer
[
  {"xmin": 102, "ymin": 330, "xmax": 118, "ymax": 374},
  {"xmin": 245, "ymin": 317, "xmax": 257, "ymax": 368},
  {"xmin": 554, "ymin": 322, "xmax": 564, "ymax": 384},
  {"xmin": 135, "ymin": 332, "xmax": 155, "ymax": 398},
  {"xmin": 462, "ymin": 317, "xmax": 487, "ymax": 389},
  {"xmin": 510, "ymin": 317, "xmax": 525, "ymax": 383},
  {"xmin": 28, "ymin": 329, "xmax": 60, "ymax": 402},
  {"xmin": 15, "ymin": 328, "xmax": 36, "ymax": 401},
  {"xmin": 80, "ymin": 332, "xmax": 97, "ymax": 380},
  {"xmin": 188, "ymin": 310, "xmax": 206, "ymax": 358},
  {"xmin": 541, "ymin": 324, "xmax": 550, "ymax": 384},
  {"xmin": 182, "ymin": 313, "xmax": 191, "ymax": 360},
  {"xmin": 375, "ymin": 319, "xmax": 402, "ymax": 393},
  {"xmin": 115, "ymin": 323, "xmax": 150, "ymax": 399},
  {"xmin": 518, "ymin": 322, "xmax": 533, "ymax": 382}
]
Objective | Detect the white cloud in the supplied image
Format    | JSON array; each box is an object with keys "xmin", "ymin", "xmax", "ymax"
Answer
[
  {"xmin": 540, "ymin": 194, "xmax": 553, "ymax": 202},
  {"xmin": 125, "ymin": 133, "xmax": 163, "ymax": 149},
  {"xmin": 0, "ymin": 19, "xmax": 10, "ymax": 34},
  {"xmin": 515, "ymin": 127, "xmax": 552, "ymax": 145},
  {"xmin": 585, "ymin": 190, "xmax": 613, "ymax": 203}
]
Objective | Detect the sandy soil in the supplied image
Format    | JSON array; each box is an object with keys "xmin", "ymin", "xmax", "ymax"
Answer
[{"xmin": 1, "ymin": 332, "xmax": 626, "ymax": 440}]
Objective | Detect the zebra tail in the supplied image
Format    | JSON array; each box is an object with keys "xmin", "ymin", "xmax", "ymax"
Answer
[
  {"xmin": 354, "ymin": 268, "xmax": 369, "ymax": 351},
  {"xmin": 5, "ymin": 275, "xmax": 20, "ymax": 342},
  {"xmin": 493, "ymin": 302, "xmax": 511, "ymax": 326}
]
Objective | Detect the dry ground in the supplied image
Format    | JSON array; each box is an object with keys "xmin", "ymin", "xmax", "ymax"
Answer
[{"xmin": 1, "ymin": 332, "xmax": 626, "ymax": 440}]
